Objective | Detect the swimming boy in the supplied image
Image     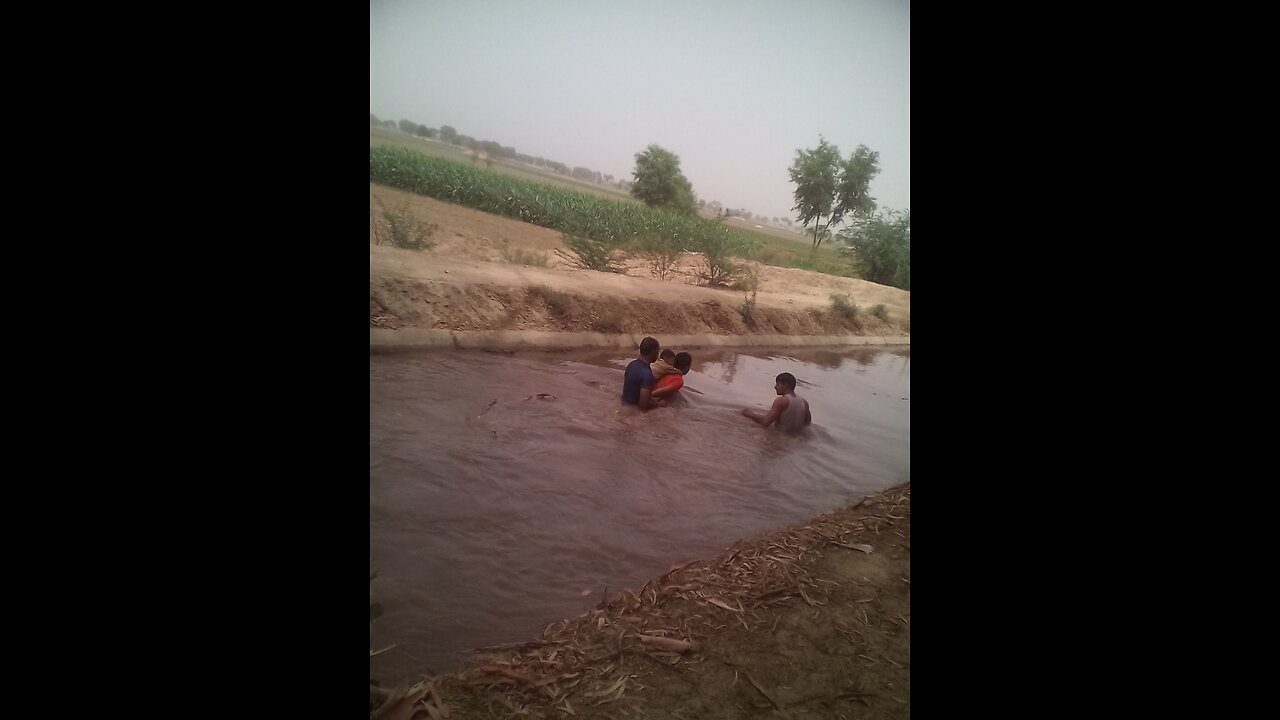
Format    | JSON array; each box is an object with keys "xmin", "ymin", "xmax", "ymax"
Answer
[
  {"xmin": 621, "ymin": 336, "xmax": 666, "ymax": 410},
  {"xmin": 741, "ymin": 372, "xmax": 811, "ymax": 432}
]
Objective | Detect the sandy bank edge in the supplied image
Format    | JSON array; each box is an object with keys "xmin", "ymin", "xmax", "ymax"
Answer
[
  {"xmin": 371, "ymin": 482, "xmax": 911, "ymax": 718},
  {"xmin": 371, "ymin": 328, "xmax": 911, "ymax": 353}
]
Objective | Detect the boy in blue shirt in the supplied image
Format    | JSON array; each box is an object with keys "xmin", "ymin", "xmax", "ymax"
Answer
[{"xmin": 621, "ymin": 336, "xmax": 666, "ymax": 410}]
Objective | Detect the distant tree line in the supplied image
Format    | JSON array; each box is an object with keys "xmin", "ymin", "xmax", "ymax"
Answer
[{"xmin": 371, "ymin": 112, "xmax": 632, "ymax": 192}]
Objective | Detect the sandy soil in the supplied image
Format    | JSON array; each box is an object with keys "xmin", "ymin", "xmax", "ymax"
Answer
[
  {"xmin": 370, "ymin": 183, "xmax": 910, "ymax": 340},
  {"xmin": 369, "ymin": 182, "xmax": 910, "ymax": 718}
]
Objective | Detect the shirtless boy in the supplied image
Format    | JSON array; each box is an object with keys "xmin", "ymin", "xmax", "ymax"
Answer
[{"xmin": 741, "ymin": 372, "xmax": 811, "ymax": 432}]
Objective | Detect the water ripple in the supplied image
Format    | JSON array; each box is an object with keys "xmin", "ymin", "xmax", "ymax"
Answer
[{"xmin": 370, "ymin": 346, "xmax": 909, "ymax": 681}]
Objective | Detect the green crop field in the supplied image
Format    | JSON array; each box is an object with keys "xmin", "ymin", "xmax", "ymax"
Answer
[
  {"xmin": 369, "ymin": 138, "xmax": 860, "ymax": 279},
  {"xmin": 370, "ymin": 127, "xmax": 638, "ymax": 204},
  {"xmin": 739, "ymin": 228, "xmax": 857, "ymax": 277},
  {"xmin": 370, "ymin": 145, "xmax": 742, "ymax": 245}
]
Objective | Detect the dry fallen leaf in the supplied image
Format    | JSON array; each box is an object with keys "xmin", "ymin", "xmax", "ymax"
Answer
[
  {"xmin": 704, "ymin": 597, "xmax": 741, "ymax": 613},
  {"xmin": 371, "ymin": 681, "xmax": 428, "ymax": 720},
  {"xmin": 638, "ymin": 635, "xmax": 695, "ymax": 653},
  {"xmin": 585, "ymin": 676, "xmax": 627, "ymax": 699}
]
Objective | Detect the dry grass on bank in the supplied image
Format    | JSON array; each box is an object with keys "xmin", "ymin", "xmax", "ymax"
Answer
[{"xmin": 371, "ymin": 483, "xmax": 911, "ymax": 720}]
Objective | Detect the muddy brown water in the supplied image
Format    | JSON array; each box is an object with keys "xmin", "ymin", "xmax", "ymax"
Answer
[{"xmin": 369, "ymin": 345, "xmax": 910, "ymax": 683}]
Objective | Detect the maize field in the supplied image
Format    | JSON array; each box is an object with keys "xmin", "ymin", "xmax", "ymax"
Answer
[{"xmin": 369, "ymin": 145, "xmax": 758, "ymax": 266}]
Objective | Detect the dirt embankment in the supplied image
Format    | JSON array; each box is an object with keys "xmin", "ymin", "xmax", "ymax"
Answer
[{"xmin": 369, "ymin": 183, "xmax": 910, "ymax": 343}]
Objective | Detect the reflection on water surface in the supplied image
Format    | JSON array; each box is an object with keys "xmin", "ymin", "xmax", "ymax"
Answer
[{"xmin": 370, "ymin": 345, "xmax": 909, "ymax": 681}]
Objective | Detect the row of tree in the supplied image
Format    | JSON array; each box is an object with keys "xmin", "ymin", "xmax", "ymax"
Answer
[
  {"xmin": 566, "ymin": 137, "xmax": 908, "ymax": 290},
  {"xmin": 597, "ymin": 138, "xmax": 910, "ymax": 291},
  {"xmin": 372, "ymin": 113, "xmax": 908, "ymax": 290},
  {"xmin": 626, "ymin": 138, "xmax": 897, "ymax": 246},
  {"xmin": 788, "ymin": 137, "xmax": 909, "ymax": 290}
]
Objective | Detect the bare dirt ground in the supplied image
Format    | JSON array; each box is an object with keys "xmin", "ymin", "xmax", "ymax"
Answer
[
  {"xmin": 369, "ymin": 182, "xmax": 910, "ymax": 339},
  {"xmin": 369, "ymin": 183, "xmax": 910, "ymax": 718}
]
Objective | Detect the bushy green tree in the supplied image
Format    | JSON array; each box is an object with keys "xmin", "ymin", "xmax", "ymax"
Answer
[
  {"xmin": 630, "ymin": 144, "xmax": 697, "ymax": 216},
  {"xmin": 789, "ymin": 137, "xmax": 881, "ymax": 248},
  {"xmin": 839, "ymin": 208, "xmax": 909, "ymax": 290}
]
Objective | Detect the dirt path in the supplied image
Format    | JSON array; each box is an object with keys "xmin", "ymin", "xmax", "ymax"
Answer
[{"xmin": 370, "ymin": 183, "xmax": 910, "ymax": 341}]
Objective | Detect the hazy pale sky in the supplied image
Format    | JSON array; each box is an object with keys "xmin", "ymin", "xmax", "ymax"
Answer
[{"xmin": 370, "ymin": 0, "xmax": 909, "ymax": 222}]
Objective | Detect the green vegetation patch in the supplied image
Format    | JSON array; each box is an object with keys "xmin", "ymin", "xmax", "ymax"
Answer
[
  {"xmin": 501, "ymin": 247, "xmax": 548, "ymax": 267},
  {"xmin": 829, "ymin": 294, "xmax": 862, "ymax": 328},
  {"xmin": 371, "ymin": 145, "xmax": 760, "ymax": 286},
  {"xmin": 373, "ymin": 197, "xmax": 437, "ymax": 250},
  {"xmin": 738, "ymin": 230, "xmax": 857, "ymax": 278}
]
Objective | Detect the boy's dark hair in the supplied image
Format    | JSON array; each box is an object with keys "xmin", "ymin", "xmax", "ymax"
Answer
[
  {"xmin": 639, "ymin": 336, "xmax": 660, "ymax": 355},
  {"xmin": 776, "ymin": 372, "xmax": 797, "ymax": 390},
  {"xmin": 660, "ymin": 348, "xmax": 676, "ymax": 361},
  {"xmin": 674, "ymin": 352, "xmax": 692, "ymax": 371}
]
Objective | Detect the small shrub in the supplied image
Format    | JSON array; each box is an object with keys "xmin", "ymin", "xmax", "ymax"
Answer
[
  {"xmin": 696, "ymin": 257, "xmax": 741, "ymax": 287},
  {"xmin": 829, "ymin": 294, "xmax": 859, "ymax": 320},
  {"xmin": 502, "ymin": 247, "xmax": 548, "ymax": 266},
  {"xmin": 375, "ymin": 197, "xmax": 437, "ymax": 251},
  {"xmin": 695, "ymin": 243, "xmax": 745, "ymax": 287},
  {"xmin": 829, "ymin": 294, "xmax": 863, "ymax": 329},
  {"xmin": 649, "ymin": 254, "xmax": 679, "ymax": 280},
  {"xmin": 690, "ymin": 229, "xmax": 754, "ymax": 288},
  {"xmin": 632, "ymin": 232, "xmax": 683, "ymax": 280},
  {"xmin": 870, "ymin": 304, "xmax": 890, "ymax": 322},
  {"xmin": 729, "ymin": 265, "xmax": 759, "ymax": 293},
  {"xmin": 561, "ymin": 234, "xmax": 626, "ymax": 273}
]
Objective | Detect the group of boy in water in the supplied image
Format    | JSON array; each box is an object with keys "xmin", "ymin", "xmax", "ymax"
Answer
[{"xmin": 620, "ymin": 336, "xmax": 811, "ymax": 433}]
